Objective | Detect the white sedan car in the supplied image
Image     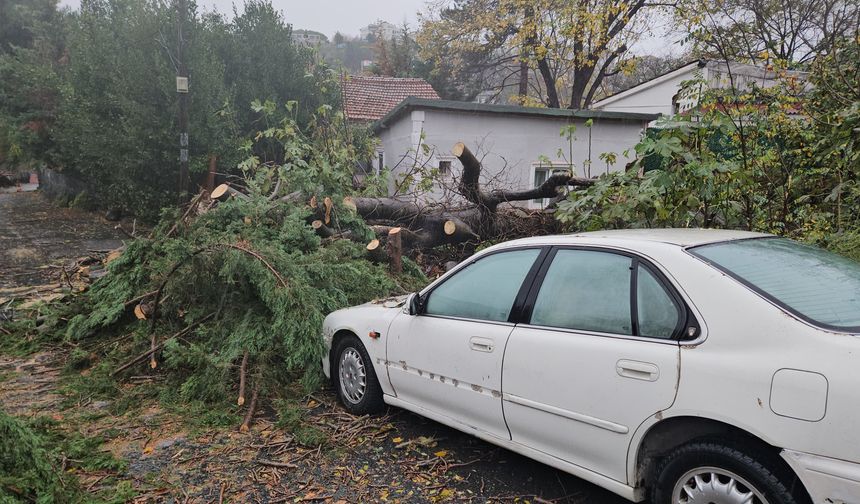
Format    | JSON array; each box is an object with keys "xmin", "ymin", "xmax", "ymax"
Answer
[{"xmin": 321, "ymin": 229, "xmax": 860, "ymax": 504}]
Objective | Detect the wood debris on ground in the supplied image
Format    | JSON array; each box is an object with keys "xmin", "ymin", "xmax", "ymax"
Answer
[
  {"xmin": 0, "ymin": 348, "xmax": 624, "ymax": 503},
  {"xmin": 0, "ymin": 247, "xmax": 123, "ymax": 324}
]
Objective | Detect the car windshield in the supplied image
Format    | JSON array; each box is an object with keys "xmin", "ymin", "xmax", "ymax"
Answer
[{"xmin": 691, "ymin": 237, "xmax": 860, "ymax": 331}]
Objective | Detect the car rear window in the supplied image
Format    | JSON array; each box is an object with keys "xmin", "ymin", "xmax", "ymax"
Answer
[{"xmin": 691, "ymin": 238, "xmax": 860, "ymax": 331}]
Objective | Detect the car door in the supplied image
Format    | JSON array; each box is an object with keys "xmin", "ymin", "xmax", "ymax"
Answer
[
  {"xmin": 386, "ymin": 247, "xmax": 546, "ymax": 440},
  {"xmin": 502, "ymin": 247, "xmax": 684, "ymax": 483}
]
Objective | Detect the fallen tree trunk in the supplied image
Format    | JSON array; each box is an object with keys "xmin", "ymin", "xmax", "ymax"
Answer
[
  {"xmin": 211, "ymin": 141, "xmax": 593, "ymax": 253},
  {"xmin": 342, "ymin": 142, "xmax": 595, "ymax": 250},
  {"xmin": 211, "ymin": 183, "xmax": 248, "ymax": 201}
]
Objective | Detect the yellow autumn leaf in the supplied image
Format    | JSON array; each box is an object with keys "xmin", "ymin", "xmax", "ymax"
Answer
[
  {"xmin": 434, "ymin": 450, "xmax": 448, "ymax": 457},
  {"xmin": 392, "ymin": 436, "xmax": 403, "ymax": 443}
]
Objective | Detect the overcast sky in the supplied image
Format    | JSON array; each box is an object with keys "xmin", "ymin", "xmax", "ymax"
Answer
[
  {"xmin": 57, "ymin": 0, "xmax": 429, "ymax": 38},
  {"xmin": 57, "ymin": 0, "xmax": 680, "ymax": 55}
]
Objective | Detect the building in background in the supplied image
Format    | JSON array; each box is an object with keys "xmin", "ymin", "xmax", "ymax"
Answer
[
  {"xmin": 591, "ymin": 60, "xmax": 808, "ymax": 116},
  {"xmin": 373, "ymin": 98, "xmax": 656, "ymax": 207},
  {"xmin": 341, "ymin": 75, "xmax": 440, "ymax": 123},
  {"xmin": 359, "ymin": 20, "xmax": 398, "ymax": 42},
  {"xmin": 291, "ymin": 29, "xmax": 328, "ymax": 46}
]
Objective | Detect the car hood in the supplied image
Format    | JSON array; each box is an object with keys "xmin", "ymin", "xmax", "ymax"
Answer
[
  {"xmin": 337, "ymin": 294, "xmax": 409, "ymax": 314},
  {"xmin": 366, "ymin": 294, "xmax": 410, "ymax": 309},
  {"xmin": 322, "ymin": 294, "xmax": 409, "ymax": 345}
]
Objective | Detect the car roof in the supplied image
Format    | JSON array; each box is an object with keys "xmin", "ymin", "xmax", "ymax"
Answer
[{"xmin": 496, "ymin": 228, "xmax": 773, "ymax": 249}]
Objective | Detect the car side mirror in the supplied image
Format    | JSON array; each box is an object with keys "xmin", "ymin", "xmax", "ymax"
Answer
[{"xmin": 408, "ymin": 292, "xmax": 421, "ymax": 316}]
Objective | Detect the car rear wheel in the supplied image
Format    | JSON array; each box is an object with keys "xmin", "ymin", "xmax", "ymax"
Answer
[
  {"xmin": 652, "ymin": 441, "xmax": 803, "ymax": 504},
  {"xmin": 333, "ymin": 335, "xmax": 384, "ymax": 415}
]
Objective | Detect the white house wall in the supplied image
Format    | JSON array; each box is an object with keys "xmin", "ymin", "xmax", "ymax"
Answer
[
  {"xmin": 593, "ymin": 60, "xmax": 804, "ymax": 116},
  {"xmin": 595, "ymin": 68, "xmax": 697, "ymax": 116},
  {"xmin": 377, "ymin": 108, "xmax": 648, "ymax": 206},
  {"xmin": 374, "ymin": 112, "xmax": 415, "ymax": 194}
]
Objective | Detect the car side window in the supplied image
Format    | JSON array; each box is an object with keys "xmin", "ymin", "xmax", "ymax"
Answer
[
  {"xmin": 531, "ymin": 250, "xmax": 633, "ymax": 335},
  {"xmin": 637, "ymin": 265, "xmax": 681, "ymax": 339},
  {"xmin": 424, "ymin": 249, "xmax": 541, "ymax": 322}
]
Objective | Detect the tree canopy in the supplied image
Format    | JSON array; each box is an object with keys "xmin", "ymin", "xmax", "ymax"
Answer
[
  {"xmin": 0, "ymin": 0, "xmax": 337, "ymax": 219},
  {"xmin": 677, "ymin": 0, "xmax": 859, "ymax": 66},
  {"xmin": 418, "ymin": 0, "xmax": 660, "ymax": 108}
]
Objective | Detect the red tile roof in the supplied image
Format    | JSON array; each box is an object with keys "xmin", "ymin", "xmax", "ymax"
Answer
[{"xmin": 341, "ymin": 75, "xmax": 440, "ymax": 122}]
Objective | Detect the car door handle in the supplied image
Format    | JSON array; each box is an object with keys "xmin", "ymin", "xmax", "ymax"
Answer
[
  {"xmin": 469, "ymin": 337, "xmax": 495, "ymax": 353},
  {"xmin": 616, "ymin": 360, "xmax": 660, "ymax": 381}
]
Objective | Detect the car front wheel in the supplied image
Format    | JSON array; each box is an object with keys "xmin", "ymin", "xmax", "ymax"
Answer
[
  {"xmin": 652, "ymin": 441, "xmax": 804, "ymax": 504},
  {"xmin": 333, "ymin": 335, "xmax": 384, "ymax": 415}
]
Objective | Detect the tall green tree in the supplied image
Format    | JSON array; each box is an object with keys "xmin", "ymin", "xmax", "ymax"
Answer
[
  {"xmin": 35, "ymin": 0, "xmax": 336, "ymax": 218},
  {"xmin": 0, "ymin": 0, "xmax": 63, "ymax": 53},
  {"xmin": 0, "ymin": 0, "xmax": 66, "ymax": 168}
]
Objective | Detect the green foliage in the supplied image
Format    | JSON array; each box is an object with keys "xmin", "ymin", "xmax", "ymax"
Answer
[
  {"xmin": 274, "ymin": 398, "xmax": 327, "ymax": 447},
  {"xmin": 0, "ymin": 0, "xmax": 64, "ymax": 54},
  {"xmin": 0, "ymin": 409, "xmax": 130, "ymax": 503},
  {"xmin": 0, "ymin": 409, "xmax": 69, "ymax": 503},
  {"xmin": 37, "ymin": 103, "xmax": 424, "ymax": 416},
  {"xmin": 819, "ymin": 231, "xmax": 860, "ymax": 262},
  {"xmin": 69, "ymin": 190, "xmax": 95, "ymax": 210},
  {"xmin": 0, "ymin": 0, "xmax": 66, "ymax": 169},
  {"xmin": 158, "ymin": 389, "xmax": 240, "ymax": 430},
  {"xmin": 1, "ymin": 0, "xmax": 338, "ymax": 219},
  {"xmin": 558, "ymin": 38, "xmax": 860, "ymax": 253},
  {"xmin": 558, "ymin": 114, "xmax": 750, "ymax": 230},
  {"xmin": 29, "ymin": 416, "xmax": 126, "ymax": 473},
  {"xmin": 369, "ymin": 23, "xmax": 419, "ymax": 78}
]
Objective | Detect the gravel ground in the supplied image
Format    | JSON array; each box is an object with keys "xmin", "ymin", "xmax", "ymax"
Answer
[{"xmin": 0, "ymin": 191, "xmax": 126, "ymax": 288}]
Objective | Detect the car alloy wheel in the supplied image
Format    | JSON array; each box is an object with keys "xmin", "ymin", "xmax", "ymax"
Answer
[
  {"xmin": 672, "ymin": 466, "xmax": 770, "ymax": 504},
  {"xmin": 338, "ymin": 347, "xmax": 367, "ymax": 404}
]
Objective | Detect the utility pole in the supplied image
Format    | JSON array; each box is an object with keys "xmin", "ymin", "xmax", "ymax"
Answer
[{"xmin": 176, "ymin": 0, "xmax": 190, "ymax": 204}]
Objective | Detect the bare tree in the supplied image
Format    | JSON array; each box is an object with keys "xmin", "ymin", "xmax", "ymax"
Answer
[
  {"xmin": 599, "ymin": 54, "xmax": 690, "ymax": 96},
  {"xmin": 679, "ymin": 0, "xmax": 859, "ymax": 65}
]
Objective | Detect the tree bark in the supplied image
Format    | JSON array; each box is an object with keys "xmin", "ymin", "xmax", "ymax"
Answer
[
  {"xmin": 452, "ymin": 141, "xmax": 594, "ymax": 210},
  {"xmin": 211, "ymin": 183, "xmax": 248, "ymax": 201},
  {"xmin": 518, "ymin": 58, "xmax": 529, "ymax": 97},
  {"xmin": 239, "ymin": 385, "xmax": 259, "ymax": 432},
  {"xmin": 237, "ymin": 351, "xmax": 248, "ymax": 406},
  {"xmin": 366, "ymin": 239, "xmax": 387, "ymax": 262},
  {"xmin": 206, "ymin": 155, "xmax": 217, "ymax": 192},
  {"xmin": 537, "ymin": 58, "xmax": 561, "ymax": 108},
  {"xmin": 387, "ymin": 228, "xmax": 402, "ymax": 274},
  {"xmin": 311, "ymin": 220, "xmax": 337, "ymax": 238},
  {"xmin": 345, "ymin": 142, "xmax": 595, "ymax": 251},
  {"xmin": 569, "ymin": 68, "xmax": 592, "ymax": 110}
]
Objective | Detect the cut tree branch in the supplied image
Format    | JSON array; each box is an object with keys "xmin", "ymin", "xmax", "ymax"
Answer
[{"xmin": 344, "ymin": 142, "xmax": 592, "ymax": 251}]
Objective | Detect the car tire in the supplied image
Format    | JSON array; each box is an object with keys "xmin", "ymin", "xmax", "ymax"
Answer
[
  {"xmin": 651, "ymin": 440, "xmax": 805, "ymax": 504},
  {"xmin": 333, "ymin": 335, "xmax": 384, "ymax": 415}
]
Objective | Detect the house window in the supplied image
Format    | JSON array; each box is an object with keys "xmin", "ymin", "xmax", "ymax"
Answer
[
  {"xmin": 377, "ymin": 151, "xmax": 384, "ymax": 175},
  {"xmin": 438, "ymin": 160, "xmax": 451, "ymax": 175},
  {"xmin": 533, "ymin": 168, "xmax": 549, "ymax": 205},
  {"xmin": 532, "ymin": 163, "xmax": 573, "ymax": 208}
]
